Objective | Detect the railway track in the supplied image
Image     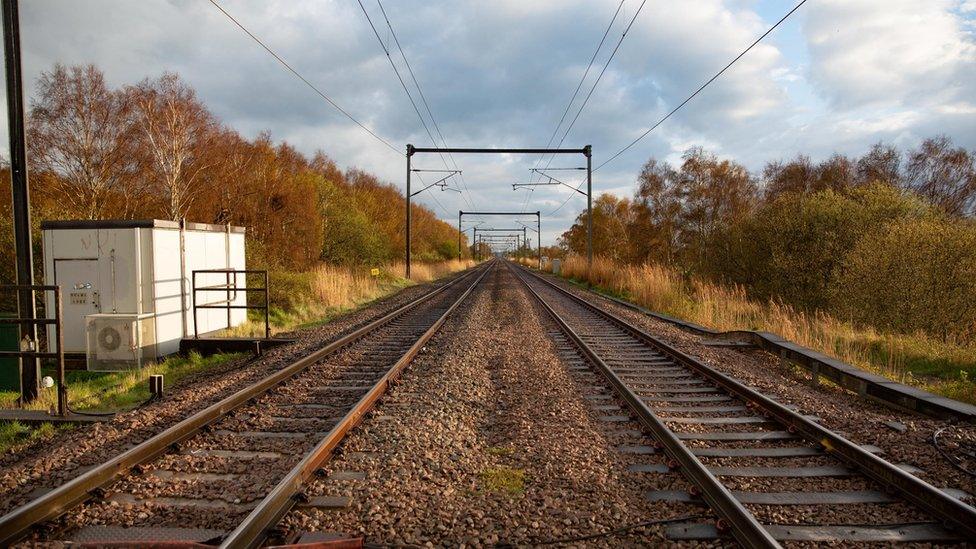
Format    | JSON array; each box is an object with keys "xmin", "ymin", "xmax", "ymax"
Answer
[
  {"xmin": 509, "ymin": 261, "xmax": 976, "ymax": 547},
  {"xmin": 0, "ymin": 262, "xmax": 491, "ymax": 548}
]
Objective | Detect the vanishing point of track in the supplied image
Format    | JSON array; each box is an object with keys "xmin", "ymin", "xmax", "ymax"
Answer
[
  {"xmin": 509, "ymin": 261, "xmax": 976, "ymax": 548},
  {"xmin": 0, "ymin": 263, "xmax": 491, "ymax": 548}
]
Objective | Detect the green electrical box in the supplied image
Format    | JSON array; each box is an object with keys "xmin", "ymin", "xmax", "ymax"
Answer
[{"xmin": 0, "ymin": 313, "xmax": 19, "ymax": 392}]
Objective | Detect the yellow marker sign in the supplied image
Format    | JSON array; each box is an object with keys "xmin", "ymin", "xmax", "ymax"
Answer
[{"xmin": 370, "ymin": 268, "xmax": 380, "ymax": 277}]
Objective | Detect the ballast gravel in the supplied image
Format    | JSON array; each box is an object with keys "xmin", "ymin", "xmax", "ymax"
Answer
[
  {"xmin": 282, "ymin": 264, "xmax": 704, "ymax": 547},
  {"xmin": 544, "ymin": 272, "xmax": 976, "ymax": 502},
  {"xmin": 0, "ymin": 275, "xmax": 456, "ymax": 516}
]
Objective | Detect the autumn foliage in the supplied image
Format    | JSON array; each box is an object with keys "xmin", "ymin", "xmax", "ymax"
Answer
[
  {"xmin": 561, "ymin": 142, "xmax": 976, "ymax": 343},
  {"xmin": 4, "ymin": 63, "xmax": 465, "ymax": 282}
]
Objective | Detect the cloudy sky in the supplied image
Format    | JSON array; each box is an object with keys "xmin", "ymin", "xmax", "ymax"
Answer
[{"xmin": 3, "ymin": 0, "xmax": 976, "ymax": 245}]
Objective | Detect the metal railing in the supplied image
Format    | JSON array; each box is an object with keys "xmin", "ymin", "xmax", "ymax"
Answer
[
  {"xmin": 191, "ymin": 269, "xmax": 269, "ymax": 339},
  {"xmin": 0, "ymin": 285, "xmax": 66, "ymax": 416}
]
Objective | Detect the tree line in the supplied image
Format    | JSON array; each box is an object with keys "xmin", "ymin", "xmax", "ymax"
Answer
[
  {"xmin": 560, "ymin": 140, "xmax": 976, "ymax": 343},
  {"xmin": 1, "ymin": 63, "xmax": 464, "ymax": 286}
]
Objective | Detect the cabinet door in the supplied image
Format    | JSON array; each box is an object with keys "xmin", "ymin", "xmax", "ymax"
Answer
[{"xmin": 54, "ymin": 259, "xmax": 101, "ymax": 351}]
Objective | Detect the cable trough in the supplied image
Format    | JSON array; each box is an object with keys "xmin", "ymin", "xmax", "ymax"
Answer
[
  {"xmin": 0, "ymin": 263, "xmax": 491, "ymax": 548},
  {"xmin": 509, "ymin": 262, "xmax": 976, "ymax": 547}
]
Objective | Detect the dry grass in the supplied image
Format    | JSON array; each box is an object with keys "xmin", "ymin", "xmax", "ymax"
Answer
[
  {"xmin": 315, "ymin": 259, "xmax": 474, "ymax": 308},
  {"xmin": 310, "ymin": 263, "xmax": 388, "ymax": 311},
  {"xmin": 388, "ymin": 259, "xmax": 476, "ymax": 284},
  {"xmin": 559, "ymin": 256, "xmax": 976, "ymax": 404},
  {"xmin": 231, "ymin": 259, "xmax": 476, "ymax": 336}
]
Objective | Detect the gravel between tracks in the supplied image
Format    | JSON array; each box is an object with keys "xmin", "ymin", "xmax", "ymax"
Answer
[
  {"xmin": 542, "ymin": 272, "xmax": 976, "ymax": 501},
  {"xmin": 282, "ymin": 263, "xmax": 704, "ymax": 547},
  {"xmin": 0, "ymin": 275, "xmax": 459, "ymax": 516}
]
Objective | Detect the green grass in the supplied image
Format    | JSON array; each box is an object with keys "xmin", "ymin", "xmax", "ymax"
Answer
[
  {"xmin": 0, "ymin": 351, "xmax": 242, "ymax": 454},
  {"xmin": 0, "ymin": 421, "xmax": 71, "ymax": 455},
  {"xmin": 480, "ymin": 465, "xmax": 525, "ymax": 495},
  {"xmin": 486, "ymin": 445, "xmax": 515, "ymax": 456}
]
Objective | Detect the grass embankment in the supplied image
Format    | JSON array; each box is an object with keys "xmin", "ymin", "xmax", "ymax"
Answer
[
  {"xmin": 0, "ymin": 259, "xmax": 475, "ymax": 454},
  {"xmin": 557, "ymin": 256, "xmax": 976, "ymax": 405},
  {"xmin": 0, "ymin": 351, "xmax": 240, "ymax": 452}
]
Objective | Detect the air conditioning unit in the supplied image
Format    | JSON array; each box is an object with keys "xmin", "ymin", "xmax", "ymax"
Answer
[{"xmin": 86, "ymin": 313, "xmax": 157, "ymax": 371}]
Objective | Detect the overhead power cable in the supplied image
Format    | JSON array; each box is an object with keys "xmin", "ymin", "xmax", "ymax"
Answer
[
  {"xmin": 596, "ymin": 0, "xmax": 808, "ymax": 171},
  {"xmin": 528, "ymin": 0, "xmax": 625, "ymax": 182},
  {"xmin": 357, "ymin": 0, "xmax": 440, "ymax": 148},
  {"xmin": 207, "ymin": 0, "xmax": 399, "ymax": 155},
  {"xmin": 522, "ymin": 0, "xmax": 627, "ymax": 217},
  {"xmin": 555, "ymin": 0, "xmax": 647, "ymax": 149},
  {"xmin": 359, "ymin": 0, "xmax": 469, "ymax": 215},
  {"xmin": 548, "ymin": 0, "xmax": 807, "ymax": 216},
  {"xmin": 375, "ymin": 0, "xmax": 475, "ymax": 209},
  {"xmin": 530, "ymin": 0, "xmax": 646, "ymax": 218}
]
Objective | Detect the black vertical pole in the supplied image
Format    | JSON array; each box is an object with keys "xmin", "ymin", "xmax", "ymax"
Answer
[
  {"xmin": 263, "ymin": 271, "xmax": 270, "ymax": 339},
  {"xmin": 54, "ymin": 288, "xmax": 65, "ymax": 416},
  {"xmin": 192, "ymin": 272, "xmax": 199, "ymax": 339},
  {"xmin": 405, "ymin": 144, "xmax": 412, "ymax": 279},
  {"xmin": 457, "ymin": 210, "xmax": 462, "ymax": 261},
  {"xmin": 522, "ymin": 227, "xmax": 526, "ymax": 262},
  {"xmin": 585, "ymin": 145, "xmax": 593, "ymax": 275},
  {"xmin": 537, "ymin": 212, "xmax": 541, "ymax": 270},
  {"xmin": 3, "ymin": 0, "xmax": 38, "ymax": 403}
]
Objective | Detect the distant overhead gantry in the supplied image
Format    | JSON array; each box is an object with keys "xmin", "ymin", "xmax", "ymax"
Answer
[
  {"xmin": 459, "ymin": 211, "xmax": 541, "ymax": 268},
  {"xmin": 405, "ymin": 145, "xmax": 592, "ymax": 279},
  {"xmin": 473, "ymin": 227, "xmax": 528, "ymax": 261}
]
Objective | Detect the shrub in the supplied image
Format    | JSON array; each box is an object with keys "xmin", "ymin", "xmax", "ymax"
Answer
[
  {"xmin": 266, "ymin": 271, "xmax": 315, "ymax": 311},
  {"xmin": 833, "ymin": 218, "xmax": 976, "ymax": 342},
  {"xmin": 717, "ymin": 184, "xmax": 935, "ymax": 311}
]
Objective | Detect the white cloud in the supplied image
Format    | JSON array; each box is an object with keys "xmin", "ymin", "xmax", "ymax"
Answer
[
  {"xmin": 805, "ymin": 0, "xmax": 976, "ymax": 109},
  {"xmin": 1, "ymin": 0, "xmax": 974, "ymax": 244}
]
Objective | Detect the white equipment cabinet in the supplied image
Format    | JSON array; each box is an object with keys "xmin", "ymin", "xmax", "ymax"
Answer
[{"xmin": 41, "ymin": 220, "xmax": 247, "ymax": 371}]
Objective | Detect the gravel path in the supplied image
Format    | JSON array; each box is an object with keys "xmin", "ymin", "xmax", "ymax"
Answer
[
  {"xmin": 282, "ymin": 263, "xmax": 704, "ymax": 547},
  {"xmin": 541, "ymin": 272, "xmax": 976, "ymax": 501},
  {"xmin": 0, "ymin": 274, "xmax": 460, "ymax": 516}
]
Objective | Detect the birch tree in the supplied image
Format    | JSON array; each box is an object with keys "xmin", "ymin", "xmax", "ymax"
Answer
[
  {"xmin": 28, "ymin": 64, "xmax": 136, "ymax": 219},
  {"xmin": 129, "ymin": 73, "xmax": 216, "ymax": 221}
]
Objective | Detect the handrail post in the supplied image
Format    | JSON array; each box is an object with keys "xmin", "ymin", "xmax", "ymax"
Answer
[
  {"xmin": 192, "ymin": 271, "xmax": 199, "ymax": 339},
  {"xmin": 263, "ymin": 271, "xmax": 270, "ymax": 340},
  {"xmin": 54, "ymin": 287, "xmax": 66, "ymax": 417},
  {"xmin": 225, "ymin": 271, "xmax": 231, "ymax": 329}
]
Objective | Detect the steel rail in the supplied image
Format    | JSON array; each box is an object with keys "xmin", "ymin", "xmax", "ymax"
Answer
[
  {"xmin": 0, "ymin": 264, "xmax": 488, "ymax": 547},
  {"xmin": 507, "ymin": 263, "xmax": 780, "ymax": 548},
  {"xmin": 221, "ymin": 261, "xmax": 493, "ymax": 548},
  {"xmin": 513, "ymin": 263, "xmax": 976, "ymax": 541}
]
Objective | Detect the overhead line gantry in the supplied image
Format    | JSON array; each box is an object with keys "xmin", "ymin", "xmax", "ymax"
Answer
[
  {"xmin": 458, "ymin": 211, "xmax": 542, "ymax": 269},
  {"xmin": 406, "ymin": 144, "xmax": 592, "ymax": 278},
  {"xmin": 473, "ymin": 228, "xmax": 527, "ymax": 261}
]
